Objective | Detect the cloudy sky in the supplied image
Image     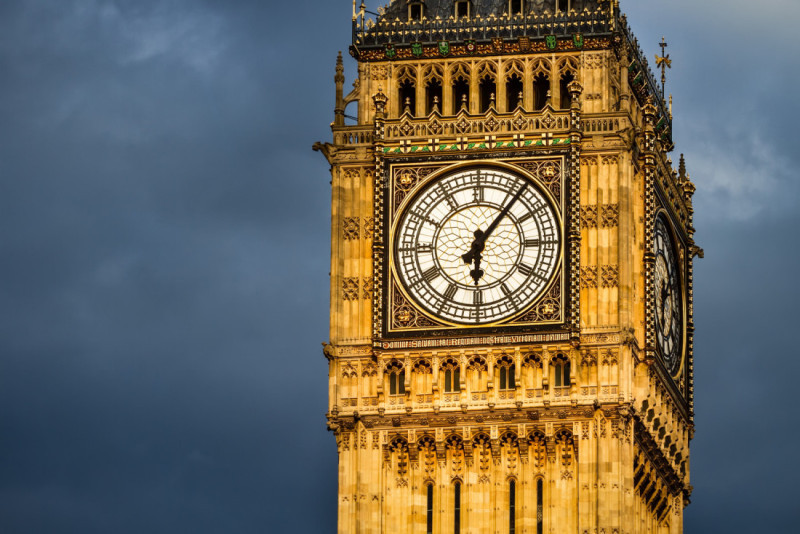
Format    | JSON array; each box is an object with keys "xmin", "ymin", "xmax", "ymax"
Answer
[{"xmin": 0, "ymin": 0, "xmax": 797, "ymax": 532}]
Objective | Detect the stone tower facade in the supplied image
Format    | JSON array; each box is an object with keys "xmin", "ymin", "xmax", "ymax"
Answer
[{"xmin": 315, "ymin": 1, "xmax": 698, "ymax": 533}]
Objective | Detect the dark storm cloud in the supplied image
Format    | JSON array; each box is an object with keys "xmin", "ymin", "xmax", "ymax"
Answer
[
  {"xmin": 625, "ymin": 2, "xmax": 800, "ymax": 532},
  {"xmin": 0, "ymin": 0, "xmax": 796, "ymax": 532},
  {"xmin": 1, "ymin": 1, "xmax": 339, "ymax": 532}
]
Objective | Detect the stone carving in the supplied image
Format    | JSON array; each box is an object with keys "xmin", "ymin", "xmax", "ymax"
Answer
[
  {"xmin": 601, "ymin": 265, "xmax": 619, "ymax": 288},
  {"xmin": 581, "ymin": 205, "xmax": 598, "ymax": 228},
  {"xmin": 342, "ymin": 277, "xmax": 360, "ymax": 301},
  {"xmin": 581, "ymin": 266, "xmax": 599, "ymax": 289},
  {"xmin": 342, "ymin": 217, "xmax": 360, "ymax": 240},
  {"xmin": 601, "ymin": 204, "xmax": 619, "ymax": 227}
]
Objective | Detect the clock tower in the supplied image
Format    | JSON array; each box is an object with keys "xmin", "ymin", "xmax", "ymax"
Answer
[{"xmin": 315, "ymin": 1, "xmax": 698, "ymax": 533}]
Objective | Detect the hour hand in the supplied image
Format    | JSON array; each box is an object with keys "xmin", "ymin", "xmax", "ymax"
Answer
[
  {"xmin": 462, "ymin": 230, "xmax": 486, "ymax": 285},
  {"xmin": 461, "ymin": 230, "xmax": 485, "ymax": 265}
]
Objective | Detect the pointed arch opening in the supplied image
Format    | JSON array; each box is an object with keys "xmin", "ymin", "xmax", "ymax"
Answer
[
  {"xmin": 506, "ymin": 73, "xmax": 524, "ymax": 111},
  {"xmin": 496, "ymin": 354, "xmax": 515, "ymax": 391},
  {"xmin": 479, "ymin": 74, "xmax": 496, "ymax": 112}
]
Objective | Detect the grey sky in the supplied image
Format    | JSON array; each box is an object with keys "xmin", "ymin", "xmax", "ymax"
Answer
[{"xmin": 0, "ymin": 0, "xmax": 797, "ymax": 532}]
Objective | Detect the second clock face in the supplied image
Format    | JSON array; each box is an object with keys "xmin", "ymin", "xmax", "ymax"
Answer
[
  {"xmin": 654, "ymin": 216, "xmax": 683, "ymax": 376},
  {"xmin": 393, "ymin": 167, "xmax": 560, "ymax": 325}
]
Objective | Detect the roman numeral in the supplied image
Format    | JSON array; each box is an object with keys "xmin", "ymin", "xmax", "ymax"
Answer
[
  {"xmin": 422, "ymin": 267, "xmax": 439, "ymax": 283},
  {"xmin": 410, "ymin": 211, "xmax": 440, "ymax": 228},
  {"xmin": 518, "ymin": 263, "xmax": 533, "ymax": 277},
  {"xmin": 517, "ymin": 213, "xmax": 532, "ymax": 224},
  {"xmin": 438, "ymin": 183, "xmax": 458, "ymax": 211},
  {"xmin": 443, "ymin": 283, "xmax": 457, "ymax": 300},
  {"xmin": 525, "ymin": 238, "xmax": 540, "ymax": 247},
  {"xmin": 417, "ymin": 243, "xmax": 433, "ymax": 253},
  {"xmin": 473, "ymin": 290, "xmax": 483, "ymax": 306}
]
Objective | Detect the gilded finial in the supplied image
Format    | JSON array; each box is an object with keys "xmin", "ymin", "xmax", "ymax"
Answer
[{"xmin": 655, "ymin": 36, "xmax": 672, "ymax": 98}]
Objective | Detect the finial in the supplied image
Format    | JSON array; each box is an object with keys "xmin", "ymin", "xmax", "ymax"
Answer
[
  {"xmin": 545, "ymin": 89, "xmax": 551, "ymax": 106},
  {"xmin": 432, "ymin": 95, "xmax": 440, "ymax": 114},
  {"xmin": 678, "ymin": 153, "xmax": 686, "ymax": 181},
  {"xmin": 461, "ymin": 93, "xmax": 468, "ymax": 110},
  {"xmin": 669, "ymin": 94, "xmax": 673, "ymax": 120},
  {"xmin": 404, "ymin": 97, "xmax": 411, "ymax": 114},
  {"xmin": 489, "ymin": 92, "xmax": 496, "ymax": 108},
  {"xmin": 655, "ymin": 36, "xmax": 672, "ymax": 98},
  {"xmin": 335, "ymin": 51, "xmax": 344, "ymax": 81},
  {"xmin": 334, "ymin": 52, "xmax": 345, "ymax": 127},
  {"xmin": 517, "ymin": 91, "xmax": 524, "ymax": 109}
]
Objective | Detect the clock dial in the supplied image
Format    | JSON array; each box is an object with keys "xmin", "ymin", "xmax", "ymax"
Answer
[
  {"xmin": 394, "ymin": 167, "xmax": 560, "ymax": 325},
  {"xmin": 654, "ymin": 217, "xmax": 683, "ymax": 376}
]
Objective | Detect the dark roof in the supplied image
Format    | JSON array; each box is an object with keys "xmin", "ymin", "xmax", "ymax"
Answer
[{"xmin": 380, "ymin": 0, "xmax": 602, "ymax": 21}]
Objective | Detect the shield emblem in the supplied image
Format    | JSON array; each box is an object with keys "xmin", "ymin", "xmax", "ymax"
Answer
[
  {"xmin": 438, "ymin": 41, "xmax": 450, "ymax": 56},
  {"xmin": 545, "ymin": 35, "xmax": 557, "ymax": 50},
  {"xmin": 573, "ymin": 33, "xmax": 584, "ymax": 48},
  {"xmin": 411, "ymin": 42, "xmax": 423, "ymax": 57},
  {"xmin": 385, "ymin": 44, "xmax": 396, "ymax": 59},
  {"xmin": 466, "ymin": 39, "xmax": 476, "ymax": 53}
]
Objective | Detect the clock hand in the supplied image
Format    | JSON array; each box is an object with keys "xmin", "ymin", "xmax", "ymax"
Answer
[
  {"xmin": 461, "ymin": 183, "xmax": 529, "ymax": 285},
  {"xmin": 482, "ymin": 182, "xmax": 528, "ymax": 242}
]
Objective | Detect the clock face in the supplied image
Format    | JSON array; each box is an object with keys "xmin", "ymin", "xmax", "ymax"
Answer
[
  {"xmin": 654, "ymin": 217, "xmax": 683, "ymax": 375},
  {"xmin": 393, "ymin": 167, "xmax": 560, "ymax": 325}
]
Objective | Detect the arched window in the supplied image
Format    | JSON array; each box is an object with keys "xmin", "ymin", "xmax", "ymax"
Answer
[
  {"xmin": 536, "ymin": 479, "xmax": 544, "ymax": 534},
  {"xmin": 559, "ymin": 70, "xmax": 575, "ymax": 109},
  {"xmin": 454, "ymin": 481, "xmax": 462, "ymax": 533},
  {"xmin": 399, "ymin": 79, "xmax": 415, "ymax": 116},
  {"xmin": 497, "ymin": 355, "xmax": 515, "ymax": 391},
  {"xmin": 509, "ymin": 479, "xmax": 517, "ymax": 534},
  {"xmin": 442, "ymin": 358, "xmax": 461, "ymax": 393},
  {"xmin": 508, "ymin": 0, "xmax": 524, "ymax": 16},
  {"xmin": 552, "ymin": 355, "xmax": 570, "ymax": 387},
  {"xmin": 479, "ymin": 74, "xmax": 496, "ymax": 112},
  {"xmin": 426, "ymin": 78, "xmax": 442, "ymax": 114},
  {"xmin": 387, "ymin": 362, "xmax": 406, "ymax": 395},
  {"xmin": 533, "ymin": 73, "xmax": 550, "ymax": 110},
  {"xmin": 426, "ymin": 483, "xmax": 434, "ymax": 534},
  {"xmin": 453, "ymin": 76, "xmax": 469, "ymax": 113},
  {"xmin": 506, "ymin": 73, "xmax": 523, "ymax": 110}
]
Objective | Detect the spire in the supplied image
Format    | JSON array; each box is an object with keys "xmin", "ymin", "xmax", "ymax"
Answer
[
  {"xmin": 678, "ymin": 153, "xmax": 686, "ymax": 182},
  {"xmin": 334, "ymin": 52, "xmax": 345, "ymax": 127}
]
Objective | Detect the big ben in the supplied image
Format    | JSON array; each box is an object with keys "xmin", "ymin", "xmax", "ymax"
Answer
[{"xmin": 315, "ymin": 1, "xmax": 698, "ymax": 532}]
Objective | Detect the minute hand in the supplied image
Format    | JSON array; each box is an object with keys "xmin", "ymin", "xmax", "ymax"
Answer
[{"xmin": 482, "ymin": 182, "xmax": 528, "ymax": 241}]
